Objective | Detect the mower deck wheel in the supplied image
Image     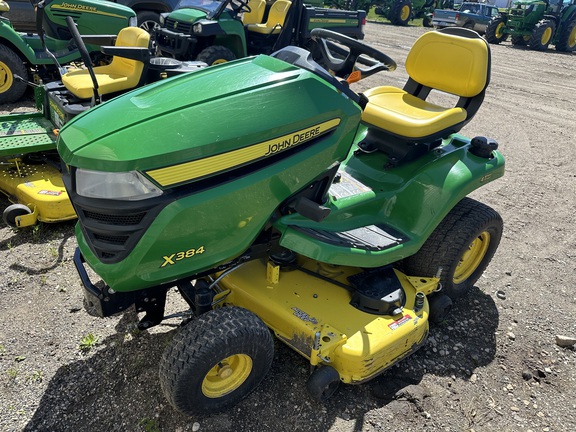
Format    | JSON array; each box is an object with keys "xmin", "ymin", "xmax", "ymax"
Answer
[
  {"xmin": 159, "ymin": 306, "xmax": 274, "ymax": 415},
  {"xmin": 427, "ymin": 293, "xmax": 453, "ymax": 324},
  {"xmin": 307, "ymin": 365, "xmax": 341, "ymax": 402},
  {"xmin": 3, "ymin": 204, "xmax": 32, "ymax": 228}
]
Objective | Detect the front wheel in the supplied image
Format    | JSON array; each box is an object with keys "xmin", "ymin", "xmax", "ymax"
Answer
[
  {"xmin": 0, "ymin": 45, "xmax": 28, "ymax": 104},
  {"xmin": 403, "ymin": 198, "xmax": 503, "ymax": 300},
  {"xmin": 485, "ymin": 16, "xmax": 507, "ymax": 44},
  {"xmin": 197, "ymin": 46, "xmax": 236, "ymax": 66},
  {"xmin": 159, "ymin": 307, "xmax": 274, "ymax": 415}
]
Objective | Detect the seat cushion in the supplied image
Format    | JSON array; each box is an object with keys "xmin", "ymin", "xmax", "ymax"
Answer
[
  {"xmin": 245, "ymin": 23, "xmax": 282, "ymax": 34},
  {"xmin": 361, "ymin": 86, "xmax": 467, "ymax": 138},
  {"xmin": 62, "ymin": 66, "xmax": 136, "ymax": 99}
]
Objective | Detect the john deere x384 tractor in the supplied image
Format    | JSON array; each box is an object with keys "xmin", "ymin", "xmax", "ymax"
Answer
[{"xmin": 58, "ymin": 27, "xmax": 505, "ymax": 414}]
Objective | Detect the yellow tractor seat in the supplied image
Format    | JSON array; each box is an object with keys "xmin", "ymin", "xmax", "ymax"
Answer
[
  {"xmin": 62, "ymin": 26, "xmax": 151, "ymax": 99},
  {"xmin": 0, "ymin": 1, "xmax": 10, "ymax": 13},
  {"xmin": 246, "ymin": 0, "xmax": 292, "ymax": 35},
  {"xmin": 242, "ymin": 0, "xmax": 266, "ymax": 25},
  {"xmin": 359, "ymin": 28, "xmax": 491, "ymax": 165}
]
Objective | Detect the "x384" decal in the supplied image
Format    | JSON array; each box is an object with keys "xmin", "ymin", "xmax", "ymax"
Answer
[{"xmin": 161, "ymin": 246, "xmax": 206, "ymax": 268}]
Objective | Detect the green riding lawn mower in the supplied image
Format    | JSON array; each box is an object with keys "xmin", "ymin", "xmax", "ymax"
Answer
[
  {"xmin": 0, "ymin": 0, "xmax": 138, "ymax": 104},
  {"xmin": 0, "ymin": 5, "xmax": 205, "ymax": 227},
  {"xmin": 58, "ymin": 26, "xmax": 505, "ymax": 414},
  {"xmin": 485, "ymin": 0, "xmax": 576, "ymax": 51}
]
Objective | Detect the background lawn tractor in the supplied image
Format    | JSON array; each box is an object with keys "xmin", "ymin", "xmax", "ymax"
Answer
[
  {"xmin": 0, "ymin": 10, "xmax": 205, "ymax": 228},
  {"xmin": 485, "ymin": 0, "xmax": 576, "ymax": 51},
  {"xmin": 60, "ymin": 27, "xmax": 505, "ymax": 414},
  {"xmin": 0, "ymin": 0, "xmax": 137, "ymax": 104}
]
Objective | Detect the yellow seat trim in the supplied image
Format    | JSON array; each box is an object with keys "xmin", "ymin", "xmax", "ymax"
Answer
[
  {"xmin": 246, "ymin": 0, "xmax": 291, "ymax": 35},
  {"xmin": 362, "ymin": 86, "xmax": 467, "ymax": 138},
  {"xmin": 242, "ymin": 0, "xmax": 266, "ymax": 25},
  {"xmin": 62, "ymin": 27, "xmax": 150, "ymax": 99}
]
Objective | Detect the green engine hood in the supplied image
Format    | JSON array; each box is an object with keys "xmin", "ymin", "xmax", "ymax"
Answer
[
  {"xmin": 58, "ymin": 55, "xmax": 361, "ymax": 185},
  {"xmin": 165, "ymin": 8, "xmax": 207, "ymax": 23}
]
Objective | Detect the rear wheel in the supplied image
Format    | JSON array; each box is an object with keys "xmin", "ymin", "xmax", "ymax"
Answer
[
  {"xmin": 403, "ymin": 198, "xmax": 503, "ymax": 300},
  {"xmin": 485, "ymin": 16, "xmax": 507, "ymax": 44},
  {"xmin": 389, "ymin": 0, "xmax": 412, "ymax": 26},
  {"xmin": 197, "ymin": 46, "xmax": 236, "ymax": 66},
  {"xmin": 0, "ymin": 45, "xmax": 28, "ymax": 104},
  {"xmin": 529, "ymin": 19, "xmax": 555, "ymax": 51},
  {"xmin": 159, "ymin": 307, "xmax": 274, "ymax": 415},
  {"xmin": 555, "ymin": 19, "xmax": 576, "ymax": 52}
]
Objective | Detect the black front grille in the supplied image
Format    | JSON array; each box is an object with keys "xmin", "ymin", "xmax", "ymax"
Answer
[
  {"xmin": 84, "ymin": 210, "xmax": 146, "ymax": 226},
  {"xmin": 165, "ymin": 18, "xmax": 192, "ymax": 33},
  {"xmin": 93, "ymin": 233, "xmax": 131, "ymax": 245}
]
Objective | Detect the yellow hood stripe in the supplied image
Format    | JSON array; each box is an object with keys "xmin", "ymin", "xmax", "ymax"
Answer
[{"xmin": 146, "ymin": 118, "xmax": 341, "ymax": 187}]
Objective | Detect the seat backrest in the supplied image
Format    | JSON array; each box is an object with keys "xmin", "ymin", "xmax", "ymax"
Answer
[
  {"xmin": 242, "ymin": 0, "xmax": 266, "ymax": 25},
  {"xmin": 265, "ymin": 0, "xmax": 292, "ymax": 29},
  {"xmin": 0, "ymin": 1, "xmax": 10, "ymax": 13},
  {"xmin": 405, "ymin": 29, "xmax": 489, "ymax": 98},
  {"xmin": 107, "ymin": 26, "xmax": 150, "ymax": 78}
]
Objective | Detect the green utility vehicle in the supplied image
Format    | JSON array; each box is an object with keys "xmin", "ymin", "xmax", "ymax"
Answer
[
  {"xmin": 485, "ymin": 0, "xmax": 576, "ymax": 51},
  {"xmin": 0, "ymin": 0, "xmax": 137, "ymax": 103},
  {"xmin": 59, "ymin": 28, "xmax": 505, "ymax": 413},
  {"xmin": 154, "ymin": 0, "xmax": 365, "ymax": 64}
]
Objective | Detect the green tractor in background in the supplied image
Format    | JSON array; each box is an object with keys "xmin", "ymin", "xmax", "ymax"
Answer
[
  {"xmin": 485, "ymin": 0, "xmax": 576, "ymax": 51},
  {"xmin": 329, "ymin": 0, "xmax": 438, "ymax": 26},
  {"xmin": 0, "ymin": 0, "xmax": 136, "ymax": 103}
]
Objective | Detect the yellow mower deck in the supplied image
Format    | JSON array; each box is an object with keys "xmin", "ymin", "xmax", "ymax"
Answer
[{"xmin": 217, "ymin": 258, "xmax": 438, "ymax": 384}]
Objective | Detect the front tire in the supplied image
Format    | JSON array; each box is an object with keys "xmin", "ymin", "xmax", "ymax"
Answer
[
  {"xmin": 403, "ymin": 198, "xmax": 503, "ymax": 300},
  {"xmin": 136, "ymin": 11, "xmax": 160, "ymax": 34},
  {"xmin": 0, "ymin": 45, "xmax": 28, "ymax": 104},
  {"xmin": 159, "ymin": 307, "xmax": 274, "ymax": 415},
  {"xmin": 197, "ymin": 46, "xmax": 236, "ymax": 66},
  {"xmin": 485, "ymin": 16, "xmax": 507, "ymax": 44}
]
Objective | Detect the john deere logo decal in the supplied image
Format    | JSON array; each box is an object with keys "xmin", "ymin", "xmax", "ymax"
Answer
[
  {"xmin": 146, "ymin": 118, "xmax": 341, "ymax": 187},
  {"xmin": 173, "ymin": 21, "xmax": 178, "ymax": 29}
]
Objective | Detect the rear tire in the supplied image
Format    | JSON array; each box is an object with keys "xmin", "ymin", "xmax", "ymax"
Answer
[
  {"xmin": 197, "ymin": 46, "xmax": 236, "ymax": 66},
  {"xmin": 403, "ymin": 198, "xmax": 503, "ymax": 300},
  {"xmin": 555, "ymin": 19, "xmax": 576, "ymax": 52},
  {"xmin": 136, "ymin": 11, "xmax": 160, "ymax": 34},
  {"xmin": 485, "ymin": 16, "xmax": 507, "ymax": 44},
  {"xmin": 0, "ymin": 45, "xmax": 28, "ymax": 104},
  {"xmin": 159, "ymin": 307, "xmax": 274, "ymax": 415},
  {"xmin": 389, "ymin": 0, "xmax": 412, "ymax": 26},
  {"xmin": 529, "ymin": 19, "xmax": 555, "ymax": 51}
]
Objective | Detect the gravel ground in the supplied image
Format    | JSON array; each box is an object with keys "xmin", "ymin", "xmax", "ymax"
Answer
[{"xmin": 1, "ymin": 22, "xmax": 575, "ymax": 432}]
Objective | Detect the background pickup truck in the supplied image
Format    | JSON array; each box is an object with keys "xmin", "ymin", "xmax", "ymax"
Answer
[{"xmin": 432, "ymin": 2, "xmax": 501, "ymax": 34}]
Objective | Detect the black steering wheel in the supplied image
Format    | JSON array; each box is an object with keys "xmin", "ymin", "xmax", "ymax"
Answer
[
  {"xmin": 310, "ymin": 28, "xmax": 397, "ymax": 79},
  {"xmin": 231, "ymin": 0, "xmax": 251, "ymax": 14}
]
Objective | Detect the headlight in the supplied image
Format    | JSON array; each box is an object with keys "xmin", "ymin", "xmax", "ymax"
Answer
[
  {"xmin": 159, "ymin": 13, "xmax": 168, "ymax": 26},
  {"xmin": 193, "ymin": 23, "xmax": 202, "ymax": 34},
  {"xmin": 129, "ymin": 16, "xmax": 138, "ymax": 27},
  {"xmin": 76, "ymin": 169, "xmax": 163, "ymax": 201}
]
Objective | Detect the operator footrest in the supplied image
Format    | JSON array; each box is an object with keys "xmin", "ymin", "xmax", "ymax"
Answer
[
  {"xmin": 291, "ymin": 224, "xmax": 406, "ymax": 251},
  {"xmin": 0, "ymin": 114, "xmax": 57, "ymax": 156}
]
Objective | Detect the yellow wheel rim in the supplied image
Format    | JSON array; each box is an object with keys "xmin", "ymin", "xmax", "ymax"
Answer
[
  {"xmin": 0, "ymin": 60, "xmax": 14, "ymax": 94},
  {"xmin": 569, "ymin": 26, "xmax": 576, "ymax": 48},
  {"xmin": 541, "ymin": 27, "xmax": 552, "ymax": 45},
  {"xmin": 211, "ymin": 58, "xmax": 228, "ymax": 65},
  {"xmin": 202, "ymin": 354, "xmax": 253, "ymax": 398},
  {"xmin": 495, "ymin": 22, "xmax": 505, "ymax": 39},
  {"xmin": 453, "ymin": 232, "xmax": 490, "ymax": 284},
  {"xmin": 401, "ymin": 5, "xmax": 410, "ymax": 22}
]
